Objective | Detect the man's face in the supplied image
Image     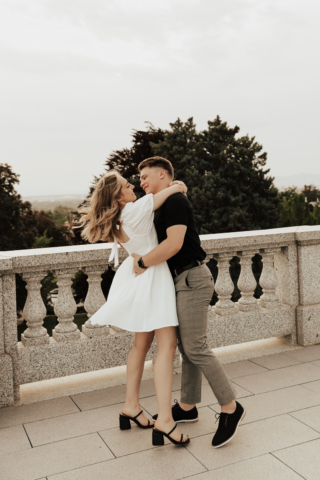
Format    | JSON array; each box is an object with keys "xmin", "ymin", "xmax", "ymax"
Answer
[{"xmin": 140, "ymin": 166, "xmax": 163, "ymax": 194}]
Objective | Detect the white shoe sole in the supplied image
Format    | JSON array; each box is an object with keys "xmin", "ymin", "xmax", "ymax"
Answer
[
  {"xmin": 212, "ymin": 409, "xmax": 246, "ymax": 449},
  {"xmin": 176, "ymin": 417, "xmax": 199, "ymax": 423}
]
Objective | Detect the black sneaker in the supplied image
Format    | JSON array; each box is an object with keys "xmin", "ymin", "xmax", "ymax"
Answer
[
  {"xmin": 152, "ymin": 399, "xmax": 199, "ymax": 423},
  {"xmin": 212, "ymin": 401, "xmax": 246, "ymax": 448}
]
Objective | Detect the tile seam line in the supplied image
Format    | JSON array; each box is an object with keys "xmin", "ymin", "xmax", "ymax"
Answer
[
  {"xmin": 22, "ymin": 423, "xmax": 33, "ymax": 448},
  {"xmin": 68, "ymin": 395, "xmax": 82, "ymax": 412},
  {"xmin": 231, "ymin": 379, "xmax": 320, "ymax": 395},
  {"xmin": 269, "ymin": 452, "xmax": 306, "ymax": 480},
  {"xmin": 287, "ymin": 412, "xmax": 320, "ymax": 435},
  {"xmin": 270, "ymin": 436, "xmax": 320, "ymax": 455},
  {"xmin": 231, "ymin": 361, "xmax": 320, "ymax": 383},
  {"xmin": 0, "ymin": 430, "xmax": 118, "ymax": 452},
  {"xmin": 97, "ymin": 431, "xmax": 116, "ymax": 458},
  {"xmin": 180, "ymin": 444, "xmax": 208, "ymax": 474},
  {"xmin": 177, "ymin": 452, "xmax": 302, "ymax": 480}
]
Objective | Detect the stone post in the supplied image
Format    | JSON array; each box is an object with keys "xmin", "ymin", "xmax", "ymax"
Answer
[
  {"xmin": 21, "ymin": 270, "xmax": 50, "ymax": 346},
  {"xmin": 259, "ymin": 248, "xmax": 280, "ymax": 309},
  {"xmin": 213, "ymin": 253, "xmax": 237, "ymax": 316},
  {"xmin": 52, "ymin": 267, "xmax": 80, "ymax": 341},
  {"xmin": 238, "ymin": 251, "xmax": 258, "ymax": 312},
  {"xmin": 82, "ymin": 265, "xmax": 110, "ymax": 337},
  {"xmin": 296, "ymin": 227, "xmax": 320, "ymax": 345}
]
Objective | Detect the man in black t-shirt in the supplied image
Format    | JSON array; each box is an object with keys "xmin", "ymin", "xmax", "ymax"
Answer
[{"xmin": 132, "ymin": 157, "xmax": 245, "ymax": 448}]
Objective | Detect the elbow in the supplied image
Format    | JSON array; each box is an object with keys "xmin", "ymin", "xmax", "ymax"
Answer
[{"xmin": 172, "ymin": 243, "xmax": 183, "ymax": 255}]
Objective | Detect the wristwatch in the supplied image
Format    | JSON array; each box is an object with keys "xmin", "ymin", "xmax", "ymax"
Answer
[{"xmin": 138, "ymin": 257, "xmax": 148, "ymax": 269}]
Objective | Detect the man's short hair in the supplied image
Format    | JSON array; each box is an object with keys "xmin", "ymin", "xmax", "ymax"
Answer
[{"xmin": 138, "ymin": 156, "xmax": 174, "ymax": 179}]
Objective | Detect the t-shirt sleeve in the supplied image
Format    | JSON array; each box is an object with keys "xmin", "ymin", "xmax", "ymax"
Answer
[
  {"xmin": 163, "ymin": 194, "xmax": 189, "ymax": 230},
  {"xmin": 121, "ymin": 193, "xmax": 154, "ymax": 235}
]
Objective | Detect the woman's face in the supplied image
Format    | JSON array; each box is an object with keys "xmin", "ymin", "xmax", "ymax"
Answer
[{"xmin": 118, "ymin": 176, "xmax": 136, "ymax": 205}]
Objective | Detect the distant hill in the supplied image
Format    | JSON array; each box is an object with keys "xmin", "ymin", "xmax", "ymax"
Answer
[
  {"xmin": 23, "ymin": 194, "xmax": 86, "ymax": 211},
  {"xmin": 273, "ymin": 173, "xmax": 320, "ymax": 190}
]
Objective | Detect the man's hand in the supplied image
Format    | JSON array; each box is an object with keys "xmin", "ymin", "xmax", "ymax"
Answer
[{"xmin": 131, "ymin": 253, "xmax": 145, "ymax": 277}]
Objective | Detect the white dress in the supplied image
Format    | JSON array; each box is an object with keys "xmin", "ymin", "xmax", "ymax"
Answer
[{"xmin": 89, "ymin": 193, "xmax": 179, "ymax": 332}]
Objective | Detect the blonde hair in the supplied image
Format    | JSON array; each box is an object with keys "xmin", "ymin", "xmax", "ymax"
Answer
[{"xmin": 78, "ymin": 171, "xmax": 123, "ymax": 243}]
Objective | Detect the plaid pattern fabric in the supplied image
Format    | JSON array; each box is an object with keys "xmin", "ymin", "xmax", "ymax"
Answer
[{"xmin": 174, "ymin": 263, "xmax": 237, "ymax": 406}]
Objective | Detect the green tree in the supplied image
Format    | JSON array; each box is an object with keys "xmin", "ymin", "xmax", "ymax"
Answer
[
  {"xmin": 277, "ymin": 186, "xmax": 298, "ymax": 202},
  {"xmin": 302, "ymin": 184, "xmax": 320, "ymax": 202},
  {"xmin": 32, "ymin": 229, "xmax": 53, "ymax": 249},
  {"xmin": 152, "ymin": 117, "xmax": 279, "ymax": 234},
  {"xmin": 277, "ymin": 193, "xmax": 317, "ymax": 227},
  {"xmin": 46, "ymin": 206, "xmax": 74, "ymax": 227},
  {"xmin": 313, "ymin": 203, "xmax": 320, "ymax": 224}
]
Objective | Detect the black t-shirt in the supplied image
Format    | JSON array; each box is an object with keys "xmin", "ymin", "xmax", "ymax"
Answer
[{"xmin": 154, "ymin": 192, "xmax": 206, "ymax": 272}]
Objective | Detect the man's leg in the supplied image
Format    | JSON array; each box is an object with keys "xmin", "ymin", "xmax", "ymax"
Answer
[
  {"xmin": 176, "ymin": 325, "xmax": 202, "ymax": 406},
  {"xmin": 175, "ymin": 265, "xmax": 236, "ymax": 408}
]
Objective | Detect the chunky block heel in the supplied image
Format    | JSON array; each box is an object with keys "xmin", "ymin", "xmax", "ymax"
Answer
[
  {"xmin": 152, "ymin": 424, "xmax": 190, "ymax": 446},
  {"xmin": 119, "ymin": 409, "xmax": 153, "ymax": 430},
  {"xmin": 119, "ymin": 414, "xmax": 131, "ymax": 430},
  {"xmin": 152, "ymin": 429, "xmax": 165, "ymax": 446}
]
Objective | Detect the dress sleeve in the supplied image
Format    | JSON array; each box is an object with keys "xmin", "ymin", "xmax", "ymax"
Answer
[{"xmin": 121, "ymin": 193, "xmax": 155, "ymax": 235}]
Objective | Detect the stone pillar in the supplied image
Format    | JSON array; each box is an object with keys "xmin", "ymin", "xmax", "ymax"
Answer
[
  {"xmin": 213, "ymin": 253, "xmax": 237, "ymax": 316},
  {"xmin": 259, "ymin": 248, "xmax": 280, "ymax": 309},
  {"xmin": 21, "ymin": 271, "xmax": 50, "ymax": 346},
  {"xmin": 82, "ymin": 265, "xmax": 110, "ymax": 337},
  {"xmin": 52, "ymin": 268, "xmax": 80, "ymax": 341},
  {"xmin": 295, "ymin": 228, "xmax": 320, "ymax": 345},
  {"xmin": 238, "ymin": 251, "xmax": 258, "ymax": 312}
]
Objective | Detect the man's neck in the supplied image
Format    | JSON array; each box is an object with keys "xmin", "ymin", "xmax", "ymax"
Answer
[{"xmin": 152, "ymin": 182, "xmax": 171, "ymax": 194}]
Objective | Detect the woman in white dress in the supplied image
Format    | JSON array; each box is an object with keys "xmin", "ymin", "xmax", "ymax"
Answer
[{"xmin": 78, "ymin": 171, "xmax": 189, "ymax": 446}]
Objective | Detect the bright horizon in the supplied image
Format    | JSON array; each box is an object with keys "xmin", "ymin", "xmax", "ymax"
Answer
[{"xmin": 1, "ymin": 0, "xmax": 320, "ymax": 197}]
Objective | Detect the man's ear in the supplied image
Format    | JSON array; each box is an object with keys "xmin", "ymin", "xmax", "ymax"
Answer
[{"xmin": 159, "ymin": 169, "xmax": 166, "ymax": 179}]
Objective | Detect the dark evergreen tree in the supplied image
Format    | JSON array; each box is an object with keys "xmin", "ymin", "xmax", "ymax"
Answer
[
  {"xmin": 152, "ymin": 117, "xmax": 279, "ymax": 234},
  {"xmin": 277, "ymin": 193, "xmax": 320, "ymax": 227},
  {"xmin": 302, "ymin": 184, "xmax": 320, "ymax": 203}
]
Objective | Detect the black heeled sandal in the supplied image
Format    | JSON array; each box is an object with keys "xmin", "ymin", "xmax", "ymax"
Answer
[
  {"xmin": 152, "ymin": 423, "xmax": 190, "ymax": 446},
  {"xmin": 119, "ymin": 410, "xmax": 154, "ymax": 430}
]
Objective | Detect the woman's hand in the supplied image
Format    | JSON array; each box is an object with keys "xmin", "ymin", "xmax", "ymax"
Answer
[{"xmin": 170, "ymin": 180, "xmax": 187, "ymax": 196}]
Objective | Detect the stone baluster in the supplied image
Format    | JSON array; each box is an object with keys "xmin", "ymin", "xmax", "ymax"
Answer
[
  {"xmin": 238, "ymin": 251, "xmax": 259, "ymax": 312},
  {"xmin": 259, "ymin": 248, "xmax": 280, "ymax": 308},
  {"xmin": 21, "ymin": 271, "xmax": 50, "ymax": 346},
  {"xmin": 82, "ymin": 265, "xmax": 110, "ymax": 337},
  {"xmin": 52, "ymin": 268, "xmax": 80, "ymax": 341},
  {"xmin": 213, "ymin": 253, "xmax": 237, "ymax": 315}
]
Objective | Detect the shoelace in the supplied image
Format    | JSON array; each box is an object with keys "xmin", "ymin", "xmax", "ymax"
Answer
[
  {"xmin": 215, "ymin": 412, "xmax": 229, "ymax": 428},
  {"xmin": 172, "ymin": 399, "xmax": 180, "ymax": 410}
]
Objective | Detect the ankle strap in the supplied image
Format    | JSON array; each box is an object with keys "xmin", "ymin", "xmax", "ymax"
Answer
[
  {"xmin": 133, "ymin": 410, "xmax": 143, "ymax": 420},
  {"xmin": 168, "ymin": 423, "xmax": 177, "ymax": 436}
]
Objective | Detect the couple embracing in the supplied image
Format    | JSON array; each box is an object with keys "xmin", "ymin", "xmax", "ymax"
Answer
[{"xmin": 79, "ymin": 156, "xmax": 245, "ymax": 447}]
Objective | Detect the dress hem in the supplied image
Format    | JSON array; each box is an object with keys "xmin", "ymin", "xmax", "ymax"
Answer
[{"xmin": 91, "ymin": 323, "xmax": 179, "ymax": 333}]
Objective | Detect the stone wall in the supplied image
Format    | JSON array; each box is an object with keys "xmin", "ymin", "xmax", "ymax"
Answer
[{"xmin": 1, "ymin": 225, "xmax": 320, "ymax": 407}]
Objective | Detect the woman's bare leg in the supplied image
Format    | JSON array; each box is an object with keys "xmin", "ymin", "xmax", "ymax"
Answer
[
  {"xmin": 122, "ymin": 331, "xmax": 155, "ymax": 426},
  {"xmin": 154, "ymin": 326, "xmax": 189, "ymax": 442}
]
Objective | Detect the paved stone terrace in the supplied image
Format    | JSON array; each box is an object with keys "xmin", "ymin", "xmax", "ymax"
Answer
[{"xmin": 1, "ymin": 345, "xmax": 320, "ymax": 480}]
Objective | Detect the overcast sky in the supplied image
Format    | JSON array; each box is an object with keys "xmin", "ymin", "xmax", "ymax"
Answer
[{"xmin": 1, "ymin": 0, "xmax": 319, "ymax": 197}]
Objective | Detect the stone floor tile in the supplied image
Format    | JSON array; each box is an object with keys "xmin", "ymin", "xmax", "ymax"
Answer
[
  {"xmin": 184, "ymin": 454, "xmax": 303, "ymax": 480},
  {"xmin": 24, "ymin": 403, "xmax": 126, "ymax": 446},
  {"xmin": 140, "ymin": 382, "xmax": 252, "ymax": 416},
  {"xmin": 232, "ymin": 363, "xmax": 320, "ymax": 394},
  {"xmin": 313, "ymin": 359, "xmax": 320, "ymax": 367},
  {"xmin": 186, "ymin": 414, "xmax": 319, "ymax": 471},
  {"xmin": 274, "ymin": 438, "xmax": 320, "ymax": 480},
  {"xmin": 222, "ymin": 360, "xmax": 268, "ymax": 378},
  {"xmin": 99, "ymin": 406, "xmax": 217, "ymax": 457},
  {"xmin": 0, "ymin": 397, "xmax": 79, "ymax": 429},
  {"xmin": 0, "ymin": 424, "xmax": 31, "ymax": 456},
  {"xmin": 284, "ymin": 345, "xmax": 320, "ymax": 363},
  {"xmin": 71, "ymin": 384, "xmax": 127, "ymax": 411},
  {"xmin": 302, "ymin": 379, "xmax": 320, "ymax": 395},
  {"xmin": 47, "ymin": 443, "xmax": 206, "ymax": 480},
  {"xmin": 0, "ymin": 432, "xmax": 113, "ymax": 480},
  {"xmin": 250, "ymin": 353, "xmax": 302, "ymax": 370},
  {"xmin": 290, "ymin": 404, "xmax": 320, "ymax": 433},
  {"xmin": 210, "ymin": 385, "xmax": 320, "ymax": 425}
]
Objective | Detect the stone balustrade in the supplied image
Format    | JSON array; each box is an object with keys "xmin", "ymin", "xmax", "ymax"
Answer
[{"xmin": 1, "ymin": 225, "xmax": 320, "ymax": 408}]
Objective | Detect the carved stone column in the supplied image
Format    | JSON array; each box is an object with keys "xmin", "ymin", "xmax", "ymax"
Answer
[
  {"xmin": 238, "ymin": 251, "xmax": 258, "ymax": 312},
  {"xmin": 259, "ymin": 248, "xmax": 280, "ymax": 308},
  {"xmin": 213, "ymin": 253, "xmax": 237, "ymax": 315},
  {"xmin": 52, "ymin": 268, "xmax": 80, "ymax": 341},
  {"xmin": 82, "ymin": 265, "xmax": 110, "ymax": 337},
  {"xmin": 21, "ymin": 270, "xmax": 50, "ymax": 346}
]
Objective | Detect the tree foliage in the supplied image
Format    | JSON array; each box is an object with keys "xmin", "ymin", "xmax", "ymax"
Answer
[
  {"xmin": 152, "ymin": 117, "xmax": 279, "ymax": 234},
  {"xmin": 278, "ymin": 193, "xmax": 320, "ymax": 227}
]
